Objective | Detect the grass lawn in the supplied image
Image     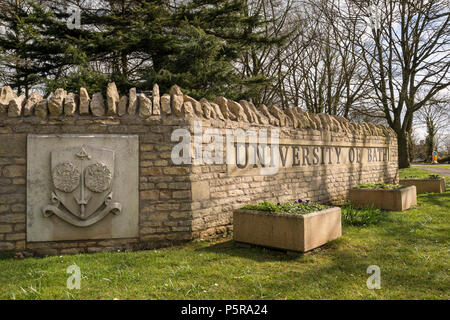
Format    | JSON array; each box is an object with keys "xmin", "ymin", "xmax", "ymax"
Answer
[
  {"xmin": 0, "ymin": 168, "xmax": 448, "ymax": 300},
  {"xmin": 401, "ymin": 167, "xmax": 449, "ymax": 179}
]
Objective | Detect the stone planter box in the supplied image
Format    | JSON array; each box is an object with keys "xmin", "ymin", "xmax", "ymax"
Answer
[
  {"xmin": 349, "ymin": 186, "xmax": 417, "ymax": 211},
  {"xmin": 399, "ymin": 178, "xmax": 446, "ymax": 194},
  {"xmin": 233, "ymin": 207, "xmax": 341, "ymax": 252}
]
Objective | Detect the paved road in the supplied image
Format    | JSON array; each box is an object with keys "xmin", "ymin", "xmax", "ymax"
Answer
[{"xmin": 413, "ymin": 165, "xmax": 450, "ymax": 177}]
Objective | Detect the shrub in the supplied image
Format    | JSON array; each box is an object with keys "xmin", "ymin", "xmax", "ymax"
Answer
[
  {"xmin": 242, "ymin": 201, "xmax": 279, "ymax": 212},
  {"xmin": 354, "ymin": 183, "xmax": 406, "ymax": 190},
  {"xmin": 241, "ymin": 199, "xmax": 329, "ymax": 215},
  {"xmin": 341, "ymin": 204, "xmax": 387, "ymax": 227}
]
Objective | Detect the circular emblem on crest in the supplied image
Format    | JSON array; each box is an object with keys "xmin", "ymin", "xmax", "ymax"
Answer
[
  {"xmin": 85, "ymin": 163, "xmax": 112, "ymax": 193},
  {"xmin": 53, "ymin": 162, "xmax": 81, "ymax": 193}
]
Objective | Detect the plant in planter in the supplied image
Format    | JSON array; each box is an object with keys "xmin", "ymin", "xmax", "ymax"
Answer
[
  {"xmin": 399, "ymin": 174, "xmax": 446, "ymax": 194},
  {"xmin": 353, "ymin": 183, "xmax": 407, "ymax": 190},
  {"xmin": 234, "ymin": 199, "xmax": 341, "ymax": 252},
  {"xmin": 349, "ymin": 183, "xmax": 417, "ymax": 211}
]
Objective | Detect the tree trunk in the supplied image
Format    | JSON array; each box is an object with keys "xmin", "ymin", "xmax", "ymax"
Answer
[
  {"xmin": 397, "ymin": 130, "xmax": 411, "ymax": 169},
  {"xmin": 425, "ymin": 116, "xmax": 436, "ymax": 162},
  {"xmin": 408, "ymin": 129, "xmax": 414, "ymax": 163}
]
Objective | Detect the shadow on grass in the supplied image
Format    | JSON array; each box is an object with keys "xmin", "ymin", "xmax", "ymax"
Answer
[
  {"xmin": 0, "ymin": 252, "xmax": 16, "ymax": 260},
  {"xmin": 263, "ymin": 244, "xmax": 448, "ymax": 299},
  {"xmin": 376, "ymin": 216, "xmax": 450, "ymax": 244},
  {"xmin": 195, "ymin": 237, "xmax": 348, "ymax": 264},
  {"xmin": 196, "ymin": 239, "xmax": 306, "ymax": 262},
  {"xmin": 198, "ymin": 229, "xmax": 447, "ymax": 298},
  {"xmin": 194, "ymin": 195, "xmax": 449, "ymax": 298},
  {"xmin": 418, "ymin": 192, "xmax": 450, "ymax": 209}
]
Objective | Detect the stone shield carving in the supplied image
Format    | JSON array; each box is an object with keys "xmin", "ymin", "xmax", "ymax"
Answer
[{"xmin": 43, "ymin": 145, "xmax": 122, "ymax": 227}]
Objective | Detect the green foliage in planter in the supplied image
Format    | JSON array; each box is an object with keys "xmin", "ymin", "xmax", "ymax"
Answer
[
  {"xmin": 241, "ymin": 200, "xmax": 329, "ymax": 215},
  {"xmin": 341, "ymin": 204, "xmax": 388, "ymax": 227},
  {"xmin": 353, "ymin": 183, "xmax": 406, "ymax": 190},
  {"xmin": 242, "ymin": 201, "xmax": 279, "ymax": 212}
]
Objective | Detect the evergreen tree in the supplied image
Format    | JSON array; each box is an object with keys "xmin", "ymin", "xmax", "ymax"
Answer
[
  {"xmin": 0, "ymin": 1, "xmax": 88, "ymax": 96},
  {"xmin": 0, "ymin": 0, "xmax": 280, "ymax": 100},
  {"xmin": 149, "ymin": 0, "xmax": 279, "ymax": 100}
]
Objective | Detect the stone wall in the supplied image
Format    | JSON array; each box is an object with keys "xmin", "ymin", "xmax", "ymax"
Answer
[
  {"xmin": 190, "ymin": 119, "xmax": 398, "ymax": 238},
  {"xmin": 0, "ymin": 83, "xmax": 398, "ymax": 255}
]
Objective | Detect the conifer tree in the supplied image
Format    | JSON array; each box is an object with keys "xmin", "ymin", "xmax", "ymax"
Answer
[
  {"xmin": 0, "ymin": 0, "xmax": 280, "ymax": 100},
  {"xmin": 147, "ymin": 0, "xmax": 280, "ymax": 100},
  {"xmin": 0, "ymin": 1, "xmax": 88, "ymax": 96}
]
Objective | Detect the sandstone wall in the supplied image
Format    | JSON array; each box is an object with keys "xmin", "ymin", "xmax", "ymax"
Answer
[
  {"xmin": 0, "ymin": 83, "xmax": 398, "ymax": 255},
  {"xmin": 190, "ymin": 119, "xmax": 398, "ymax": 238}
]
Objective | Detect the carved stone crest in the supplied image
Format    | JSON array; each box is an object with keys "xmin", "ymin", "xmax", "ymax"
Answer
[
  {"xmin": 85, "ymin": 163, "xmax": 112, "ymax": 193},
  {"xmin": 43, "ymin": 145, "xmax": 122, "ymax": 227},
  {"xmin": 53, "ymin": 162, "xmax": 80, "ymax": 193}
]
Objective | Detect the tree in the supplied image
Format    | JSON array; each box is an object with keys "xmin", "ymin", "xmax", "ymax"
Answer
[
  {"xmin": 285, "ymin": 0, "xmax": 371, "ymax": 117},
  {"xmin": 0, "ymin": 0, "xmax": 278, "ymax": 100},
  {"xmin": 344, "ymin": 0, "xmax": 450, "ymax": 168},
  {"xmin": 234, "ymin": 0, "xmax": 297, "ymax": 108},
  {"xmin": 0, "ymin": 0, "xmax": 89, "ymax": 97},
  {"xmin": 442, "ymin": 133, "xmax": 450, "ymax": 155},
  {"xmin": 409, "ymin": 129, "xmax": 426, "ymax": 162},
  {"xmin": 171, "ymin": 0, "xmax": 281, "ymax": 101},
  {"xmin": 416, "ymin": 97, "xmax": 450, "ymax": 161},
  {"xmin": 41, "ymin": 0, "xmax": 173, "ymax": 94},
  {"xmin": 231, "ymin": 0, "xmax": 373, "ymax": 116}
]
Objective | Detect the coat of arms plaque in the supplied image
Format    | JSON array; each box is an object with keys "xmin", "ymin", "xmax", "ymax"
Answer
[{"xmin": 43, "ymin": 145, "xmax": 122, "ymax": 227}]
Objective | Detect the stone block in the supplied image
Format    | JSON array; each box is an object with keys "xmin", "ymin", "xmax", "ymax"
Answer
[
  {"xmin": 0, "ymin": 86, "xmax": 17, "ymax": 114},
  {"xmin": 399, "ymin": 178, "xmax": 446, "ymax": 194},
  {"xmin": 138, "ymin": 94, "xmax": 152, "ymax": 118},
  {"xmin": 118, "ymin": 96, "xmax": 128, "ymax": 116},
  {"xmin": 23, "ymin": 92, "xmax": 42, "ymax": 116},
  {"xmin": 234, "ymin": 207, "xmax": 341, "ymax": 252},
  {"xmin": 128, "ymin": 88, "xmax": 138, "ymax": 115},
  {"xmin": 191, "ymin": 180, "xmax": 210, "ymax": 201},
  {"xmin": 79, "ymin": 88, "xmax": 90, "ymax": 115},
  {"xmin": 160, "ymin": 94, "xmax": 171, "ymax": 115},
  {"xmin": 64, "ymin": 93, "xmax": 78, "ymax": 116},
  {"xmin": 90, "ymin": 92, "xmax": 105, "ymax": 116},
  {"xmin": 349, "ymin": 186, "xmax": 417, "ymax": 211},
  {"xmin": 152, "ymin": 84, "xmax": 161, "ymax": 115},
  {"xmin": 34, "ymin": 99, "xmax": 48, "ymax": 118},
  {"xmin": 48, "ymin": 89, "xmax": 67, "ymax": 115},
  {"xmin": 8, "ymin": 94, "xmax": 26, "ymax": 117},
  {"xmin": 170, "ymin": 85, "xmax": 184, "ymax": 117},
  {"xmin": 2, "ymin": 165, "xmax": 25, "ymax": 178},
  {"xmin": 106, "ymin": 82, "xmax": 119, "ymax": 115}
]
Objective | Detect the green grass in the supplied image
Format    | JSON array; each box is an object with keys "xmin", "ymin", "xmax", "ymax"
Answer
[
  {"xmin": 401, "ymin": 167, "xmax": 448, "ymax": 179},
  {"xmin": 341, "ymin": 204, "xmax": 388, "ymax": 227},
  {"xmin": 0, "ymin": 169, "xmax": 449, "ymax": 300}
]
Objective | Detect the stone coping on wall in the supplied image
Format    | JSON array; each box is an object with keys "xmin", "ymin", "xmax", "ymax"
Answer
[{"xmin": 0, "ymin": 83, "xmax": 397, "ymax": 139}]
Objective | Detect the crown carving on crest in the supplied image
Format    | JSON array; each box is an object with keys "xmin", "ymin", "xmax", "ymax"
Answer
[{"xmin": 75, "ymin": 146, "xmax": 91, "ymax": 160}]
